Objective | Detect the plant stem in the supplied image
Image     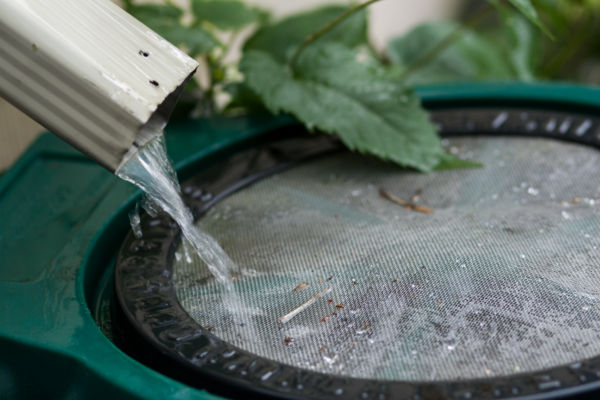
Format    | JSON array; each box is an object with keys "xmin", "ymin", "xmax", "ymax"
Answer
[
  {"xmin": 289, "ymin": 0, "xmax": 382, "ymax": 71},
  {"xmin": 398, "ymin": 2, "xmax": 497, "ymax": 82}
]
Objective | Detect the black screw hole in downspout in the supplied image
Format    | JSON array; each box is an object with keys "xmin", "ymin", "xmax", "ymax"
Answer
[
  {"xmin": 139, "ymin": 50, "xmax": 149, "ymax": 57},
  {"xmin": 150, "ymin": 80, "xmax": 159, "ymax": 87}
]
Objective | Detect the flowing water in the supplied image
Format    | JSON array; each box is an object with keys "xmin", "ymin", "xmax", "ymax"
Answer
[{"xmin": 117, "ymin": 133, "xmax": 237, "ymax": 292}]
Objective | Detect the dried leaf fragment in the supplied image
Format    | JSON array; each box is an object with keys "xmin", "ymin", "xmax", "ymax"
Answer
[
  {"xmin": 380, "ymin": 188, "xmax": 433, "ymax": 214},
  {"xmin": 280, "ymin": 287, "xmax": 332, "ymax": 323},
  {"xmin": 294, "ymin": 283, "xmax": 309, "ymax": 292},
  {"xmin": 412, "ymin": 204, "xmax": 433, "ymax": 213}
]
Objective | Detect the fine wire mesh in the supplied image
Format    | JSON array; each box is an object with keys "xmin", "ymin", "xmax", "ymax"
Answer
[{"xmin": 172, "ymin": 137, "xmax": 600, "ymax": 382}]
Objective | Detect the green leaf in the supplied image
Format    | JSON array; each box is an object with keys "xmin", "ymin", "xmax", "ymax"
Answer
[
  {"xmin": 488, "ymin": 0, "xmax": 554, "ymax": 39},
  {"xmin": 166, "ymin": 25, "xmax": 219, "ymax": 57},
  {"xmin": 504, "ymin": 12, "xmax": 539, "ymax": 80},
  {"xmin": 183, "ymin": 76, "xmax": 201, "ymax": 93},
  {"xmin": 532, "ymin": 0, "xmax": 570, "ymax": 34},
  {"xmin": 433, "ymin": 154, "xmax": 484, "ymax": 171},
  {"xmin": 125, "ymin": 3, "xmax": 217, "ymax": 57},
  {"xmin": 240, "ymin": 43, "xmax": 445, "ymax": 171},
  {"xmin": 171, "ymin": 85, "xmax": 201, "ymax": 119},
  {"xmin": 508, "ymin": 0, "xmax": 552, "ymax": 37},
  {"xmin": 244, "ymin": 6, "xmax": 368, "ymax": 64},
  {"xmin": 387, "ymin": 22, "xmax": 514, "ymax": 86},
  {"xmin": 125, "ymin": 3, "xmax": 183, "ymax": 21},
  {"xmin": 192, "ymin": 0, "xmax": 265, "ymax": 30},
  {"xmin": 224, "ymin": 83, "xmax": 267, "ymax": 113}
]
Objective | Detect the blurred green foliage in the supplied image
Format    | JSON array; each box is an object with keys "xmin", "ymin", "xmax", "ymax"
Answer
[
  {"xmin": 122, "ymin": 0, "xmax": 564, "ymax": 171},
  {"xmin": 388, "ymin": 22, "xmax": 517, "ymax": 85},
  {"xmin": 462, "ymin": 0, "xmax": 600, "ymax": 82},
  {"xmin": 244, "ymin": 6, "xmax": 369, "ymax": 63},
  {"xmin": 532, "ymin": 0, "xmax": 600, "ymax": 82}
]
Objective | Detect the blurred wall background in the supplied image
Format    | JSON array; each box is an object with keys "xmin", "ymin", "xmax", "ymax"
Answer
[{"xmin": 0, "ymin": 0, "xmax": 460, "ymax": 171}]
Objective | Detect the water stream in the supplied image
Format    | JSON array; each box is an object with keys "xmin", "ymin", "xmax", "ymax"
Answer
[{"xmin": 117, "ymin": 133, "xmax": 237, "ymax": 292}]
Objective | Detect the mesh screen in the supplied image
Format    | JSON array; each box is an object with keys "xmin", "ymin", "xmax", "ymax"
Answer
[{"xmin": 172, "ymin": 137, "xmax": 600, "ymax": 382}]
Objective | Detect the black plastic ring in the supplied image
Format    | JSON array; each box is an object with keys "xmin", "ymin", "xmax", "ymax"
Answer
[{"xmin": 114, "ymin": 107, "xmax": 600, "ymax": 400}]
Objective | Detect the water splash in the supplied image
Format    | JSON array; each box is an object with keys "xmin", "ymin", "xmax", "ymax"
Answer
[
  {"xmin": 128, "ymin": 202, "xmax": 142, "ymax": 239},
  {"xmin": 117, "ymin": 133, "xmax": 237, "ymax": 291}
]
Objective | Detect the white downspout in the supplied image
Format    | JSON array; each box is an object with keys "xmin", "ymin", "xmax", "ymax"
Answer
[{"xmin": 0, "ymin": 0, "xmax": 199, "ymax": 173}]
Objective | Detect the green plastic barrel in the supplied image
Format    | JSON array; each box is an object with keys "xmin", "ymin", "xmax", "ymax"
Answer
[{"xmin": 3, "ymin": 83, "xmax": 600, "ymax": 400}]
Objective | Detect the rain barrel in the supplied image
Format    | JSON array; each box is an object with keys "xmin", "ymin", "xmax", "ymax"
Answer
[{"xmin": 2, "ymin": 83, "xmax": 600, "ymax": 400}]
